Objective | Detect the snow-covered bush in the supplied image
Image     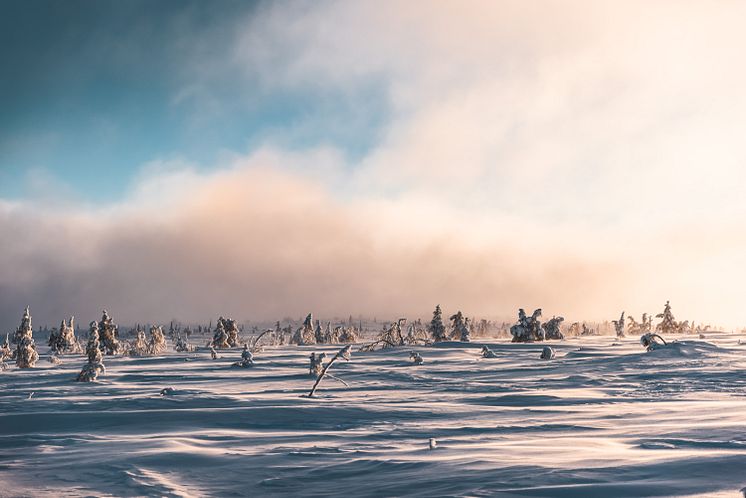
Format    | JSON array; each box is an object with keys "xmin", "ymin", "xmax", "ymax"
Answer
[
  {"xmin": 640, "ymin": 332, "xmax": 667, "ymax": 352},
  {"xmin": 409, "ymin": 351, "xmax": 424, "ymax": 365},
  {"xmin": 148, "ymin": 325, "xmax": 166, "ymax": 355},
  {"xmin": 627, "ymin": 313, "xmax": 652, "ymax": 335},
  {"xmin": 612, "ymin": 312, "xmax": 625, "ymax": 338},
  {"xmin": 174, "ymin": 334, "xmax": 194, "ymax": 352},
  {"xmin": 232, "ymin": 344, "xmax": 255, "ymax": 368},
  {"xmin": 76, "ymin": 321, "xmax": 106, "ymax": 382},
  {"xmin": 98, "ymin": 310, "xmax": 121, "ymax": 355},
  {"xmin": 211, "ymin": 318, "xmax": 230, "ymax": 349},
  {"xmin": 0, "ymin": 334, "xmax": 12, "ymax": 361},
  {"xmin": 129, "ymin": 327, "xmax": 149, "ymax": 356},
  {"xmin": 14, "ymin": 307, "xmax": 39, "ymax": 368},
  {"xmin": 481, "ymin": 345, "xmax": 497, "ymax": 358},
  {"xmin": 338, "ymin": 326, "xmax": 358, "ymax": 343},
  {"xmin": 540, "ymin": 346, "xmax": 555, "ymax": 360},
  {"xmin": 427, "ymin": 305, "xmax": 448, "ymax": 343}
]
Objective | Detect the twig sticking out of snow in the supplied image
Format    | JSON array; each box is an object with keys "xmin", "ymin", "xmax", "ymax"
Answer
[{"xmin": 308, "ymin": 345, "xmax": 352, "ymax": 397}]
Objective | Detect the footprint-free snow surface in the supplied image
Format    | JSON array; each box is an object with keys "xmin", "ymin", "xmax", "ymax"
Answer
[{"xmin": 3, "ymin": 334, "xmax": 746, "ymax": 497}]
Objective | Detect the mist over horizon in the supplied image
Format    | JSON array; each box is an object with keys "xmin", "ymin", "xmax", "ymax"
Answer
[{"xmin": 3, "ymin": 1, "xmax": 746, "ymax": 331}]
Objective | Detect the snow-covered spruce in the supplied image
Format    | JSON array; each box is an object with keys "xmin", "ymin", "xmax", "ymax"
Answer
[
  {"xmin": 338, "ymin": 326, "xmax": 358, "ymax": 343},
  {"xmin": 174, "ymin": 334, "xmax": 194, "ymax": 352},
  {"xmin": 655, "ymin": 300, "xmax": 693, "ymax": 334},
  {"xmin": 232, "ymin": 344, "xmax": 255, "ymax": 368},
  {"xmin": 309, "ymin": 352, "xmax": 326, "ymax": 377},
  {"xmin": 129, "ymin": 326, "xmax": 149, "ymax": 356},
  {"xmin": 210, "ymin": 316, "xmax": 240, "ymax": 349},
  {"xmin": 148, "ymin": 325, "xmax": 166, "ymax": 355},
  {"xmin": 481, "ymin": 345, "xmax": 498, "ymax": 358},
  {"xmin": 292, "ymin": 313, "xmax": 316, "ymax": 345},
  {"xmin": 540, "ymin": 346, "xmax": 556, "ymax": 360},
  {"xmin": 510, "ymin": 308, "xmax": 545, "ymax": 342},
  {"xmin": 409, "ymin": 351, "xmax": 423, "ymax": 365},
  {"xmin": 14, "ymin": 307, "xmax": 39, "ymax": 368},
  {"xmin": 640, "ymin": 332, "xmax": 667, "ymax": 352},
  {"xmin": 449, "ymin": 311, "xmax": 471, "ymax": 342},
  {"xmin": 0, "ymin": 334, "xmax": 12, "ymax": 361},
  {"xmin": 627, "ymin": 313, "xmax": 652, "ymax": 335},
  {"xmin": 48, "ymin": 316, "xmax": 81, "ymax": 354},
  {"xmin": 76, "ymin": 321, "xmax": 106, "ymax": 382},
  {"xmin": 612, "ymin": 311, "xmax": 625, "ymax": 338},
  {"xmin": 544, "ymin": 316, "xmax": 565, "ymax": 340},
  {"xmin": 98, "ymin": 310, "xmax": 121, "ymax": 355},
  {"xmin": 427, "ymin": 305, "xmax": 448, "ymax": 342}
]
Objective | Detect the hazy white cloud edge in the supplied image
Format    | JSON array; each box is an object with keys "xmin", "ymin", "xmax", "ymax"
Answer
[{"xmin": 3, "ymin": 0, "xmax": 746, "ymax": 329}]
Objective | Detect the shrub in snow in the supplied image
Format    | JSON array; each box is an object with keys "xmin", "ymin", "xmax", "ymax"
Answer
[
  {"xmin": 409, "ymin": 351, "xmax": 423, "ymax": 365},
  {"xmin": 232, "ymin": 344, "xmax": 255, "ymax": 368},
  {"xmin": 627, "ymin": 313, "xmax": 652, "ymax": 335},
  {"xmin": 449, "ymin": 311, "xmax": 471, "ymax": 342},
  {"xmin": 309, "ymin": 352, "xmax": 326, "ymax": 377},
  {"xmin": 15, "ymin": 307, "xmax": 39, "ymax": 368},
  {"xmin": 48, "ymin": 316, "xmax": 81, "ymax": 354},
  {"xmin": 481, "ymin": 345, "xmax": 497, "ymax": 358},
  {"xmin": 98, "ymin": 310, "xmax": 121, "ymax": 355},
  {"xmin": 655, "ymin": 301, "xmax": 692, "ymax": 334},
  {"xmin": 510, "ymin": 308, "xmax": 545, "ymax": 342},
  {"xmin": 76, "ymin": 321, "xmax": 106, "ymax": 382},
  {"xmin": 292, "ymin": 313, "xmax": 316, "ymax": 345},
  {"xmin": 174, "ymin": 334, "xmax": 194, "ymax": 352},
  {"xmin": 360, "ymin": 318, "xmax": 429, "ymax": 351},
  {"xmin": 544, "ymin": 316, "xmax": 564, "ymax": 340},
  {"xmin": 640, "ymin": 332, "xmax": 667, "ymax": 352},
  {"xmin": 428, "ymin": 305, "xmax": 448, "ymax": 343},
  {"xmin": 540, "ymin": 346, "xmax": 555, "ymax": 360},
  {"xmin": 338, "ymin": 326, "xmax": 358, "ymax": 343},
  {"xmin": 612, "ymin": 312, "xmax": 625, "ymax": 338}
]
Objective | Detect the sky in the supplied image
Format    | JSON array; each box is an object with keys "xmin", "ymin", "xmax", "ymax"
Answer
[{"xmin": 2, "ymin": 0, "xmax": 746, "ymax": 330}]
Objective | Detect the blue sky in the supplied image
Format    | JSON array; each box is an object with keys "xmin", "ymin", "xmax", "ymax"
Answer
[{"xmin": 0, "ymin": 0, "xmax": 387, "ymax": 201}]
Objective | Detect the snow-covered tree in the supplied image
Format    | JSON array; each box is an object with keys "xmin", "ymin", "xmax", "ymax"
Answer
[
  {"xmin": 612, "ymin": 312, "xmax": 625, "ymax": 338},
  {"xmin": 174, "ymin": 334, "xmax": 194, "ymax": 352},
  {"xmin": 292, "ymin": 313, "xmax": 316, "ymax": 345},
  {"xmin": 427, "ymin": 305, "xmax": 448, "ymax": 342},
  {"xmin": 655, "ymin": 301, "xmax": 680, "ymax": 335},
  {"xmin": 77, "ymin": 321, "xmax": 106, "ymax": 382},
  {"xmin": 0, "ymin": 334, "xmax": 11, "ymax": 361},
  {"xmin": 14, "ymin": 307, "xmax": 39, "ymax": 368},
  {"xmin": 98, "ymin": 310, "xmax": 120, "ymax": 355},
  {"xmin": 510, "ymin": 308, "xmax": 544, "ymax": 342},
  {"xmin": 148, "ymin": 325, "xmax": 166, "ymax": 355},
  {"xmin": 49, "ymin": 316, "xmax": 80, "ymax": 354},
  {"xmin": 212, "ymin": 318, "xmax": 231, "ymax": 348},
  {"xmin": 448, "ymin": 311, "xmax": 471, "ymax": 342},
  {"xmin": 544, "ymin": 316, "xmax": 565, "ymax": 340},
  {"xmin": 223, "ymin": 318, "xmax": 240, "ymax": 347},
  {"xmin": 232, "ymin": 344, "xmax": 255, "ymax": 368},
  {"xmin": 129, "ymin": 326, "xmax": 149, "ymax": 356},
  {"xmin": 309, "ymin": 352, "xmax": 326, "ymax": 377},
  {"xmin": 339, "ymin": 326, "xmax": 358, "ymax": 343}
]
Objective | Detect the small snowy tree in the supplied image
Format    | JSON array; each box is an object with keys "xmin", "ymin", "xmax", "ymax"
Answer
[
  {"xmin": 174, "ymin": 334, "xmax": 194, "ymax": 352},
  {"xmin": 77, "ymin": 321, "xmax": 106, "ymax": 382},
  {"xmin": 308, "ymin": 345, "xmax": 352, "ymax": 397},
  {"xmin": 212, "ymin": 318, "xmax": 231, "ymax": 348},
  {"xmin": 14, "ymin": 307, "xmax": 39, "ymax": 368},
  {"xmin": 292, "ymin": 313, "xmax": 316, "ymax": 345},
  {"xmin": 49, "ymin": 316, "xmax": 80, "ymax": 354},
  {"xmin": 232, "ymin": 344, "xmax": 255, "ymax": 368},
  {"xmin": 98, "ymin": 310, "xmax": 120, "ymax": 355},
  {"xmin": 129, "ymin": 326, "xmax": 149, "ymax": 356},
  {"xmin": 0, "ymin": 334, "xmax": 11, "ymax": 361},
  {"xmin": 612, "ymin": 311, "xmax": 625, "ymax": 338},
  {"xmin": 655, "ymin": 301, "xmax": 679, "ymax": 335},
  {"xmin": 223, "ymin": 318, "xmax": 240, "ymax": 347},
  {"xmin": 148, "ymin": 325, "xmax": 166, "ymax": 355},
  {"xmin": 339, "ymin": 326, "xmax": 358, "ymax": 343},
  {"xmin": 427, "ymin": 305, "xmax": 448, "ymax": 342},
  {"xmin": 544, "ymin": 316, "xmax": 565, "ymax": 340},
  {"xmin": 309, "ymin": 352, "xmax": 326, "ymax": 377}
]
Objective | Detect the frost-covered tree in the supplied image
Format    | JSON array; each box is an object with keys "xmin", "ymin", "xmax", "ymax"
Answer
[
  {"xmin": 309, "ymin": 352, "xmax": 326, "ymax": 377},
  {"xmin": 211, "ymin": 318, "xmax": 231, "ymax": 348},
  {"xmin": 148, "ymin": 325, "xmax": 166, "ymax": 355},
  {"xmin": 129, "ymin": 326, "xmax": 149, "ymax": 356},
  {"xmin": 49, "ymin": 316, "xmax": 80, "ymax": 354},
  {"xmin": 544, "ymin": 316, "xmax": 565, "ymax": 340},
  {"xmin": 174, "ymin": 334, "xmax": 194, "ymax": 353},
  {"xmin": 427, "ymin": 305, "xmax": 448, "ymax": 342},
  {"xmin": 14, "ymin": 307, "xmax": 39, "ymax": 368},
  {"xmin": 223, "ymin": 318, "xmax": 240, "ymax": 347},
  {"xmin": 77, "ymin": 321, "xmax": 106, "ymax": 382},
  {"xmin": 98, "ymin": 310, "xmax": 121, "ymax": 355},
  {"xmin": 612, "ymin": 311, "xmax": 625, "ymax": 338},
  {"xmin": 449, "ymin": 311, "xmax": 471, "ymax": 342},
  {"xmin": 292, "ymin": 313, "xmax": 316, "ymax": 345},
  {"xmin": 510, "ymin": 308, "xmax": 544, "ymax": 342},
  {"xmin": 409, "ymin": 351, "xmax": 423, "ymax": 365},
  {"xmin": 0, "ymin": 334, "xmax": 11, "ymax": 361},
  {"xmin": 232, "ymin": 344, "xmax": 255, "ymax": 368},
  {"xmin": 655, "ymin": 301, "xmax": 679, "ymax": 335}
]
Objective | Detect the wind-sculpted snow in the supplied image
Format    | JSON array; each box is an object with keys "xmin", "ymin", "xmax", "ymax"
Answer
[{"xmin": 2, "ymin": 334, "xmax": 746, "ymax": 497}]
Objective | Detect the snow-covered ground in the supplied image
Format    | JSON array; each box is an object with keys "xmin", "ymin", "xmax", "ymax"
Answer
[{"xmin": 2, "ymin": 334, "xmax": 746, "ymax": 497}]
